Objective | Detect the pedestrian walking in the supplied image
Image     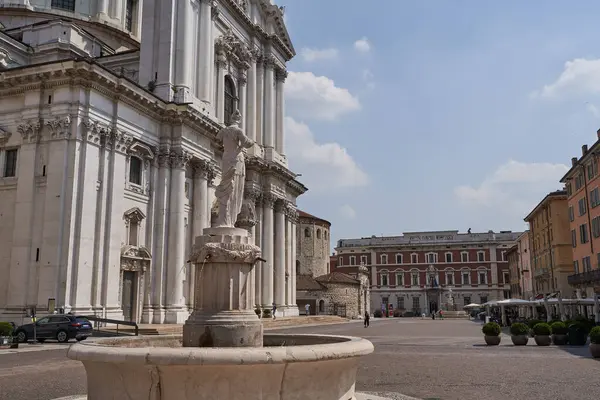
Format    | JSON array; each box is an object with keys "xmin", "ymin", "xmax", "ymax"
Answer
[
  {"xmin": 364, "ymin": 311, "xmax": 370, "ymax": 328},
  {"xmin": 272, "ymin": 303, "xmax": 277, "ymax": 320},
  {"xmin": 305, "ymin": 303, "xmax": 310, "ymax": 316}
]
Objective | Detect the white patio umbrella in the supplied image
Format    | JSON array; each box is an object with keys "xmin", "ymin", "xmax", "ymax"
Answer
[{"xmin": 464, "ymin": 303, "xmax": 481, "ymax": 308}]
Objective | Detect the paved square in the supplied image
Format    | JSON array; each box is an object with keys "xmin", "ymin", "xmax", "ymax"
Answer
[{"xmin": 274, "ymin": 318, "xmax": 600, "ymax": 400}]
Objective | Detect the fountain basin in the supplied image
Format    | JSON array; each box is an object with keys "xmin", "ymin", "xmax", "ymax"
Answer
[{"xmin": 67, "ymin": 333, "xmax": 374, "ymax": 400}]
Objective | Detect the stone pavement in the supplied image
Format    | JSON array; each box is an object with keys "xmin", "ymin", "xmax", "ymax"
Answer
[{"xmin": 53, "ymin": 393, "xmax": 419, "ymax": 400}]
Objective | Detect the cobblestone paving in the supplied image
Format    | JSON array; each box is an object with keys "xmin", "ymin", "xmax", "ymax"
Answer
[{"xmin": 272, "ymin": 318, "xmax": 600, "ymax": 400}]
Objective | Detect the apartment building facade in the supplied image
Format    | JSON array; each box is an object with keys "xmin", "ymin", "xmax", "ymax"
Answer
[
  {"xmin": 524, "ymin": 190, "xmax": 573, "ymax": 298},
  {"xmin": 561, "ymin": 136, "xmax": 600, "ymax": 298}
]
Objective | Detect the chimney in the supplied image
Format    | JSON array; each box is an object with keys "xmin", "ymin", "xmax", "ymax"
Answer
[
  {"xmin": 582, "ymin": 145, "xmax": 589, "ymax": 155},
  {"xmin": 571, "ymin": 157, "xmax": 578, "ymax": 166}
]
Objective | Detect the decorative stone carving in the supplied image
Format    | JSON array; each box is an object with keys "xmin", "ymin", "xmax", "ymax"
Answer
[
  {"xmin": 235, "ymin": 199, "xmax": 256, "ymax": 231},
  {"xmin": 262, "ymin": 192, "xmax": 278, "ymax": 209},
  {"xmin": 276, "ymin": 69, "xmax": 288, "ymax": 82},
  {"xmin": 83, "ymin": 118, "xmax": 110, "ymax": 145},
  {"xmin": 158, "ymin": 146, "xmax": 172, "ymax": 168},
  {"xmin": 123, "ymin": 207, "xmax": 146, "ymax": 224},
  {"xmin": 192, "ymin": 159, "xmax": 215, "ymax": 180},
  {"xmin": 0, "ymin": 127, "xmax": 11, "ymax": 147},
  {"xmin": 128, "ymin": 141, "xmax": 156, "ymax": 160},
  {"xmin": 45, "ymin": 115, "xmax": 72, "ymax": 139},
  {"xmin": 170, "ymin": 150, "xmax": 192, "ymax": 169},
  {"xmin": 17, "ymin": 119, "xmax": 41, "ymax": 144},
  {"xmin": 211, "ymin": 0, "xmax": 219, "ymax": 20},
  {"xmin": 263, "ymin": 55, "xmax": 276, "ymax": 69},
  {"xmin": 238, "ymin": 70, "xmax": 248, "ymax": 85},
  {"xmin": 120, "ymin": 245, "xmax": 152, "ymax": 272},
  {"xmin": 113, "ymin": 130, "xmax": 133, "ymax": 153},
  {"xmin": 213, "ymin": 110, "xmax": 254, "ymax": 227},
  {"xmin": 190, "ymin": 236, "xmax": 261, "ymax": 265}
]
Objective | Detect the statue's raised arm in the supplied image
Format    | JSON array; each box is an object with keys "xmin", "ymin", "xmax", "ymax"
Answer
[{"xmin": 213, "ymin": 110, "xmax": 255, "ymax": 228}]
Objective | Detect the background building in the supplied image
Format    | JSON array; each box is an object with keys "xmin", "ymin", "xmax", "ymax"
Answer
[
  {"xmin": 524, "ymin": 190, "xmax": 572, "ymax": 299},
  {"xmin": 335, "ymin": 230, "xmax": 520, "ymax": 315},
  {"xmin": 561, "ymin": 137, "xmax": 600, "ymax": 299},
  {"xmin": 0, "ymin": 0, "xmax": 306, "ymax": 324},
  {"xmin": 295, "ymin": 211, "xmax": 369, "ymax": 318},
  {"xmin": 506, "ymin": 231, "xmax": 533, "ymax": 299}
]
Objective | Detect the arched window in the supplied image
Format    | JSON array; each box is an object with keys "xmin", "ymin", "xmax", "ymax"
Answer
[
  {"xmin": 316, "ymin": 229, "xmax": 321, "ymax": 239},
  {"xmin": 319, "ymin": 300, "xmax": 325, "ymax": 313},
  {"xmin": 304, "ymin": 228, "xmax": 311, "ymax": 238},
  {"xmin": 224, "ymin": 76, "xmax": 237, "ymax": 125},
  {"xmin": 324, "ymin": 231, "xmax": 328, "ymax": 239}
]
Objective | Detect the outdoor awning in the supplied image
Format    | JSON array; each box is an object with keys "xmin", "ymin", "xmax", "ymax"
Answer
[
  {"xmin": 497, "ymin": 299, "xmax": 533, "ymax": 306},
  {"xmin": 463, "ymin": 303, "xmax": 481, "ymax": 308}
]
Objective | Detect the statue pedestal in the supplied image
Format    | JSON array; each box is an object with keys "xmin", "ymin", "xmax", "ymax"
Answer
[{"xmin": 183, "ymin": 227, "xmax": 263, "ymax": 347}]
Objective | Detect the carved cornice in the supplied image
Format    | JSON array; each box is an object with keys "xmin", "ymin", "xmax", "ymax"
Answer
[
  {"xmin": 45, "ymin": 115, "xmax": 72, "ymax": 140},
  {"xmin": 0, "ymin": 128, "xmax": 11, "ymax": 147},
  {"xmin": 276, "ymin": 69, "xmax": 288, "ymax": 82},
  {"xmin": 83, "ymin": 118, "xmax": 110, "ymax": 146},
  {"xmin": 245, "ymin": 186, "xmax": 262, "ymax": 203},
  {"xmin": 17, "ymin": 119, "xmax": 41, "ymax": 144},
  {"xmin": 262, "ymin": 193, "xmax": 278, "ymax": 209},
  {"xmin": 170, "ymin": 150, "xmax": 192, "ymax": 169},
  {"xmin": 128, "ymin": 141, "xmax": 156, "ymax": 160},
  {"xmin": 124, "ymin": 207, "xmax": 146, "ymax": 223}
]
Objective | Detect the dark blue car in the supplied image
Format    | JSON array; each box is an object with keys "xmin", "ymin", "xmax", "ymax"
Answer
[{"xmin": 14, "ymin": 314, "xmax": 93, "ymax": 343}]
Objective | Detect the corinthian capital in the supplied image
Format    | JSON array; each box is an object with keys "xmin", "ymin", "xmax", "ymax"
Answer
[
  {"xmin": 45, "ymin": 115, "xmax": 72, "ymax": 140},
  {"xmin": 171, "ymin": 150, "xmax": 192, "ymax": 169},
  {"xmin": 17, "ymin": 119, "xmax": 41, "ymax": 144}
]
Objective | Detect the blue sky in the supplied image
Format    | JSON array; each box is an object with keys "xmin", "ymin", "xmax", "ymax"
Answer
[{"xmin": 277, "ymin": 0, "xmax": 600, "ymax": 248}]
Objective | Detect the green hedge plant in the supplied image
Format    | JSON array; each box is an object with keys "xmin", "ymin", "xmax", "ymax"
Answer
[
  {"xmin": 532, "ymin": 322, "xmax": 552, "ymax": 336},
  {"xmin": 482, "ymin": 322, "xmax": 501, "ymax": 336},
  {"xmin": 590, "ymin": 326, "xmax": 600, "ymax": 344},
  {"xmin": 550, "ymin": 321, "xmax": 568, "ymax": 335},
  {"xmin": 0, "ymin": 322, "xmax": 13, "ymax": 337},
  {"xmin": 509, "ymin": 322, "xmax": 529, "ymax": 336}
]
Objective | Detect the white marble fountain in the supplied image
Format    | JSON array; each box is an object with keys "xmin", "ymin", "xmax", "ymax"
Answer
[{"xmin": 67, "ymin": 111, "xmax": 374, "ymax": 400}]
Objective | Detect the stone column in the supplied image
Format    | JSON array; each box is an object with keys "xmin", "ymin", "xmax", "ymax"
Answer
[
  {"xmin": 216, "ymin": 51, "xmax": 227, "ymax": 123},
  {"xmin": 165, "ymin": 150, "xmax": 192, "ymax": 323},
  {"xmin": 254, "ymin": 197, "xmax": 263, "ymax": 307},
  {"xmin": 174, "ymin": 0, "xmax": 193, "ymax": 102},
  {"xmin": 192, "ymin": 160, "xmax": 210, "ymax": 238},
  {"xmin": 246, "ymin": 56, "xmax": 257, "ymax": 141},
  {"xmin": 285, "ymin": 207, "xmax": 293, "ymax": 306},
  {"xmin": 196, "ymin": 0, "xmax": 214, "ymax": 105},
  {"xmin": 291, "ymin": 211, "xmax": 297, "ymax": 307},
  {"xmin": 111, "ymin": 0, "xmax": 123, "ymax": 22},
  {"xmin": 255, "ymin": 55, "xmax": 264, "ymax": 146},
  {"xmin": 238, "ymin": 71, "xmax": 248, "ymax": 131},
  {"xmin": 275, "ymin": 69, "xmax": 287, "ymax": 154},
  {"xmin": 261, "ymin": 194, "xmax": 275, "ymax": 307},
  {"xmin": 263, "ymin": 56, "xmax": 275, "ymax": 148},
  {"xmin": 97, "ymin": 0, "xmax": 109, "ymax": 17},
  {"xmin": 274, "ymin": 200, "xmax": 286, "ymax": 308}
]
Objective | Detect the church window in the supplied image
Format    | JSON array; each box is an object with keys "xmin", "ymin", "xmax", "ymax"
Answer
[
  {"xmin": 224, "ymin": 76, "xmax": 237, "ymax": 125},
  {"xmin": 51, "ymin": 0, "xmax": 75, "ymax": 11},
  {"xmin": 304, "ymin": 228, "xmax": 311, "ymax": 238},
  {"xmin": 316, "ymin": 229, "xmax": 321, "ymax": 239},
  {"xmin": 129, "ymin": 156, "xmax": 142, "ymax": 185},
  {"xmin": 4, "ymin": 149, "xmax": 17, "ymax": 177},
  {"xmin": 128, "ymin": 220, "xmax": 139, "ymax": 246},
  {"xmin": 126, "ymin": 0, "xmax": 136, "ymax": 32}
]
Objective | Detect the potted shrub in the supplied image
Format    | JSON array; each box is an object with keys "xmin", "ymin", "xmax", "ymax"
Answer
[
  {"xmin": 589, "ymin": 326, "xmax": 600, "ymax": 358},
  {"xmin": 0, "ymin": 322, "xmax": 14, "ymax": 348},
  {"xmin": 550, "ymin": 321, "xmax": 568, "ymax": 345},
  {"xmin": 568, "ymin": 321, "xmax": 589, "ymax": 346},
  {"xmin": 254, "ymin": 306, "xmax": 262, "ymax": 318},
  {"xmin": 482, "ymin": 322, "xmax": 501, "ymax": 345},
  {"xmin": 532, "ymin": 322, "xmax": 552, "ymax": 346},
  {"xmin": 373, "ymin": 309, "xmax": 383, "ymax": 318},
  {"xmin": 262, "ymin": 309, "xmax": 272, "ymax": 319},
  {"xmin": 509, "ymin": 322, "xmax": 529, "ymax": 345},
  {"xmin": 527, "ymin": 319, "xmax": 543, "ymax": 337}
]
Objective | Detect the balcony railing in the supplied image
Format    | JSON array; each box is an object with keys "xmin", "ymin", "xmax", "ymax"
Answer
[{"xmin": 568, "ymin": 269, "xmax": 600, "ymax": 286}]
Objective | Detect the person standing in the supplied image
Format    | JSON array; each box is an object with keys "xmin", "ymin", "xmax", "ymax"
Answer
[
  {"xmin": 272, "ymin": 303, "xmax": 277, "ymax": 320},
  {"xmin": 305, "ymin": 303, "xmax": 310, "ymax": 316},
  {"xmin": 364, "ymin": 311, "xmax": 370, "ymax": 328}
]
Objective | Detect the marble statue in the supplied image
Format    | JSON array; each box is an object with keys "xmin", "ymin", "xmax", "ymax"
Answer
[
  {"xmin": 214, "ymin": 110, "xmax": 254, "ymax": 227},
  {"xmin": 447, "ymin": 287, "xmax": 454, "ymax": 306}
]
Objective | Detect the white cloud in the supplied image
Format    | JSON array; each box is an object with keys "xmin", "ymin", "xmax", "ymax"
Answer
[
  {"xmin": 535, "ymin": 58, "xmax": 600, "ymax": 99},
  {"xmin": 454, "ymin": 160, "xmax": 568, "ymax": 216},
  {"xmin": 354, "ymin": 37, "xmax": 371, "ymax": 53},
  {"xmin": 285, "ymin": 117, "xmax": 368, "ymax": 191},
  {"xmin": 339, "ymin": 204, "xmax": 357, "ymax": 220},
  {"xmin": 300, "ymin": 47, "xmax": 339, "ymax": 62},
  {"xmin": 285, "ymin": 72, "xmax": 361, "ymax": 121}
]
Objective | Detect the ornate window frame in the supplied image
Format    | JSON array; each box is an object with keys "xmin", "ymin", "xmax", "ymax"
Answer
[
  {"xmin": 125, "ymin": 141, "xmax": 155, "ymax": 196},
  {"xmin": 123, "ymin": 207, "xmax": 146, "ymax": 247}
]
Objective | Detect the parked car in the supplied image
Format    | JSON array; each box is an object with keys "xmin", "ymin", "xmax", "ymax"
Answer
[{"xmin": 14, "ymin": 314, "xmax": 93, "ymax": 343}]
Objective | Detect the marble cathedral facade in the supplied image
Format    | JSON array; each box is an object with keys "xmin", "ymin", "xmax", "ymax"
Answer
[{"xmin": 0, "ymin": 0, "xmax": 304, "ymax": 324}]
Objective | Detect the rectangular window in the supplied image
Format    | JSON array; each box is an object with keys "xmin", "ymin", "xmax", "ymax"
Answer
[
  {"xmin": 574, "ymin": 260, "xmax": 580, "ymax": 274},
  {"xmin": 477, "ymin": 252, "xmax": 485, "ymax": 262},
  {"xmin": 569, "ymin": 205, "xmax": 575, "ymax": 222},
  {"xmin": 593, "ymin": 217, "xmax": 600, "ymax": 238},
  {"xmin": 567, "ymin": 182, "xmax": 573, "ymax": 196},
  {"xmin": 338, "ymin": 256, "xmax": 342, "ymax": 266},
  {"xmin": 129, "ymin": 157, "xmax": 142, "ymax": 185},
  {"xmin": 579, "ymin": 198, "xmax": 587, "ymax": 216},
  {"xmin": 349, "ymin": 256, "xmax": 356, "ymax": 266},
  {"xmin": 51, "ymin": 0, "xmax": 75, "ymax": 11},
  {"xmin": 4, "ymin": 149, "xmax": 17, "ymax": 177},
  {"xmin": 411, "ymin": 272, "xmax": 419, "ymax": 286},
  {"xmin": 396, "ymin": 273, "xmax": 404, "ymax": 286},
  {"xmin": 380, "ymin": 255, "xmax": 387, "ymax": 264},
  {"xmin": 412, "ymin": 297, "xmax": 420, "ymax": 311},
  {"xmin": 380, "ymin": 274, "xmax": 388, "ymax": 286},
  {"xmin": 461, "ymin": 252, "xmax": 468, "ymax": 262},
  {"xmin": 503, "ymin": 272, "xmax": 509, "ymax": 284},
  {"xmin": 464, "ymin": 296, "xmax": 471, "ymax": 306},
  {"xmin": 411, "ymin": 254, "xmax": 418, "ymax": 263},
  {"xmin": 446, "ymin": 273, "xmax": 454, "ymax": 285},
  {"xmin": 589, "ymin": 161, "xmax": 598, "ymax": 180},
  {"xmin": 478, "ymin": 271, "xmax": 487, "ymax": 284},
  {"xmin": 397, "ymin": 297, "xmax": 405, "ymax": 310},
  {"xmin": 580, "ymin": 223, "xmax": 589, "ymax": 244},
  {"xmin": 125, "ymin": 0, "xmax": 135, "ymax": 32},
  {"xmin": 572, "ymin": 229, "xmax": 577, "ymax": 248},
  {"xmin": 445, "ymin": 253, "xmax": 452, "ymax": 263},
  {"xmin": 501, "ymin": 251, "xmax": 506, "ymax": 261},
  {"xmin": 592, "ymin": 188, "xmax": 600, "ymax": 208},
  {"xmin": 462, "ymin": 272, "xmax": 470, "ymax": 285},
  {"xmin": 128, "ymin": 221, "xmax": 138, "ymax": 246},
  {"xmin": 395, "ymin": 254, "xmax": 403, "ymax": 264},
  {"xmin": 575, "ymin": 173, "xmax": 584, "ymax": 190},
  {"xmin": 583, "ymin": 256, "xmax": 592, "ymax": 272},
  {"xmin": 360, "ymin": 255, "xmax": 367, "ymax": 265},
  {"xmin": 426, "ymin": 253, "xmax": 438, "ymax": 263}
]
